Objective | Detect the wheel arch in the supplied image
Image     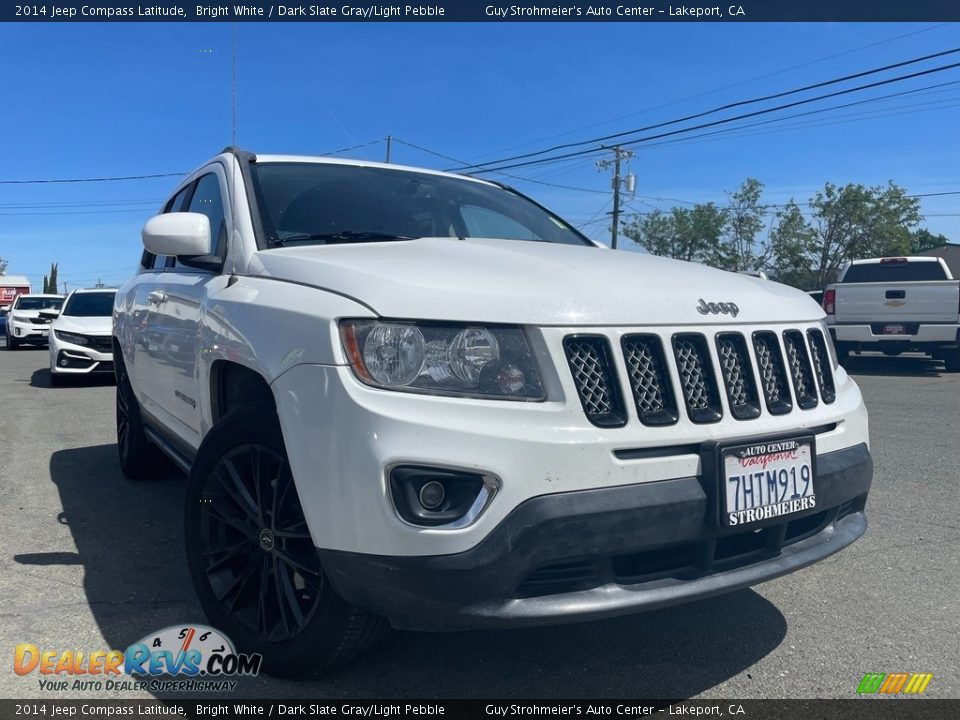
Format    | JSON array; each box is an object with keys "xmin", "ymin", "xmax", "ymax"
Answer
[{"xmin": 209, "ymin": 359, "xmax": 277, "ymax": 424}]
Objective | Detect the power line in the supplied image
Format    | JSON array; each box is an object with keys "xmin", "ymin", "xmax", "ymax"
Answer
[
  {"xmin": 318, "ymin": 139, "xmax": 383, "ymax": 157},
  {"xmin": 0, "ymin": 199, "xmax": 162, "ymax": 208},
  {"xmin": 468, "ymin": 59, "xmax": 960, "ymax": 174},
  {"xmin": 628, "ymin": 81, "xmax": 960, "ymax": 154},
  {"xmin": 0, "ymin": 207, "xmax": 158, "ymax": 217},
  {"xmin": 450, "ymin": 47, "xmax": 960, "ymax": 173},
  {"xmin": 0, "ymin": 172, "xmax": 185, "ymax": 185},
  {"xmin": 463, "ymin": 24, "xmax": 952, "ymax": 162},
  {"xmin": 393, "ymin": 137, "xmax": 672, "ymax": 203}
]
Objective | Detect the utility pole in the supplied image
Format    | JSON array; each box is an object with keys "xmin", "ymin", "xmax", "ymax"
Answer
[
  {"xmin": 596, "ymin": 146, "xmax": 635, "ymax": 249},
  {"xmin": 385, "ymin": 135, "xmax": 392, "ymax": 163}
]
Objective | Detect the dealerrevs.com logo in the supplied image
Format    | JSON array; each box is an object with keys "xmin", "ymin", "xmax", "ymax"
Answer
[{"xmin": 14, "ymin": 625, "xmax": 261, "ymax": 692}]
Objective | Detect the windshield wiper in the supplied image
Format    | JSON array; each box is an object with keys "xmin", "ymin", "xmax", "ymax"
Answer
[{"xmin": 275, "ymin": 231, "xmax": 419, "ymax": 245}]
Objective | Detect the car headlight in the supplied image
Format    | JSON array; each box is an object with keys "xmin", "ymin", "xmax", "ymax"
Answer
[
  {"xmin": 340, "ymin": 320, "xmax": 545, "ymax": 400},
  {"xmin": 54, "ymin": 330, "xmax": 90, "ymax": 346}
]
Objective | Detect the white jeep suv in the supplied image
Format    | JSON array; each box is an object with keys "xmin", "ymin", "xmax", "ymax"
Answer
[{"xmin": 113, "ymin": 148, "xmax": 873, "ymax": 675}]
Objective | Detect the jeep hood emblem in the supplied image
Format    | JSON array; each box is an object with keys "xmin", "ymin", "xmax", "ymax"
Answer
[{"xmin": 697, "ymin": 299, "xmax": 739, "ymax": 317}]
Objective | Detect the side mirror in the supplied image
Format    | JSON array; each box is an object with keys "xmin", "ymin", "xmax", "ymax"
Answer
[
  {"xmin": 142, "ymin": 213, "xmax": 222, "ymax": 271},
  {"xmin": 39, "ymin": 309, "xmax": 61, "ymax": 320},
  {"xmin": 0, "ymin": 305, "xmax": 9, "ymax": 313}
]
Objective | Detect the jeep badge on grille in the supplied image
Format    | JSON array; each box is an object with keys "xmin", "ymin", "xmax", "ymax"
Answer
[{"xmin": 697, "ymin": 299, "xmax": 739, "ymax": 317}]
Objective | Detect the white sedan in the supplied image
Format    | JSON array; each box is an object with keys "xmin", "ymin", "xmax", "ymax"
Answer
[{"xmin": 49, "ymin": 288, "xmax": 117, "ymax": 385}]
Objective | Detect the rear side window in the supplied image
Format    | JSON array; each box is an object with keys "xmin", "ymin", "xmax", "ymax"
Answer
[{"xmin": 841, "ymin": 262, "xmax": 948, "ymax": 283}]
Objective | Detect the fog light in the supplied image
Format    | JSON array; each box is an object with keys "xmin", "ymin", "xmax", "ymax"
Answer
[
  {"xmin": 418, "ymin": 481, "xmax": 445, "ymax": 509},
  {"xmin": 389, "ymin": 465, "xmax": 498, "ymax": 527},
  {"xmin": 60, "ymin": 359, "xmax": 68, "ymax": 367}
]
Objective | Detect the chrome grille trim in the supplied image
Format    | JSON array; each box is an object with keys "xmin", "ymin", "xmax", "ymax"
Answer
[
  {"xmin": 783, "ymin": 330, "xmax": 818, "ymax": 410},
  {"xmin": 715, "ymin": 333, "xmax": 761, "ymax": 420},
  {"xmin": 806, "ymin": 329, "xmax": 836, "ymax": 404},
  {"xmin": 671, "ymin": 334, "xmax": 722, "ymax": 424},
  {"xmin": 621, "ymin": 335, "xmax": 678, "ymax": 426},
  {"xmin": 751, "ymin": 331, "xmax": 793, "ymax": 415},
  {"xmin": 562, "ymin": 336, "xmax": 627, "ymax": 428}
]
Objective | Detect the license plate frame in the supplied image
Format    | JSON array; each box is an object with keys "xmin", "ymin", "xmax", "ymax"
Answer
[
  {"xmin": 718, "ymin": 435, "xmax": 817, "ymax": 527},
  {"xmin": 882, "ymin": 323, "xmax": 906, "ymax": 335}
]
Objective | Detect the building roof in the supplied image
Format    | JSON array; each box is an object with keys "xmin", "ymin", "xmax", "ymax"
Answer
[{"xmin": 0, "ymin": 275, "xmax": 30, "ymax": 287}]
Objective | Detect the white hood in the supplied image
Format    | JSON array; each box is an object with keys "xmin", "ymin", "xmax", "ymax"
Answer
[
  {"xmin": 52, "ymin": 314, "xmax": 112, "ymax": 334},
  {"xmin": 251, "ymin": 238, "xmax": 823, "ymax": 326}
]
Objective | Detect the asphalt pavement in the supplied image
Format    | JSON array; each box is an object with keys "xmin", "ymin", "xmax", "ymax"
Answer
[{"xmin": 0, "ymin": 341, "xmax": 956, "ymax": 700}]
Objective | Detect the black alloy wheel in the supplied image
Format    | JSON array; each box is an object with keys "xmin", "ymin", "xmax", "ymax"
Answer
[
  {"xmin": 185, "ymin": 408, "xmax": 388, "ymax": 676},
  {"xmin": 197, "ymin": 443, "xmax": 323, "ymax": 643},
  {"xmin": 115, "ymin": 351, "xmax": 168, "ymax": 479}
]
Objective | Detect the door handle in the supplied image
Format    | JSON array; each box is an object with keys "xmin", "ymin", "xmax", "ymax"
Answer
[
  {"xmin": 885, "ymin": 290, "xmax": 906, "ymax": 299},
  {"xmin": 147, "ymin": 291, "xmax": 167, "ymax": 305}
]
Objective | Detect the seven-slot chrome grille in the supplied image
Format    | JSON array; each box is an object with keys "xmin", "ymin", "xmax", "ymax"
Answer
[{"xmin": 563, "ymin": 328, "xmax": 835, "ymax": 426}]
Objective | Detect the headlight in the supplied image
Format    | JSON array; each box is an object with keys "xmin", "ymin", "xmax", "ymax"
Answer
[
  {"xmin": 340, "ymin": 320, "xmax": 544, "ymax": 400},
  {"xmin": 54, "ymin": 330, "xmax": 90, "ymax": 346}
]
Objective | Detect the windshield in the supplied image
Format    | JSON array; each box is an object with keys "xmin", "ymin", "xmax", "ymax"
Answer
[
  {"xmin": 63, "ymin": 291, "xmax": 116, "ymax": 317},
  {"xmin": 250, "ymin": 162, "xmax": 592, "ymax": 247},
  {"xmin": 14, "ymin": 297, "xmax": 64, "ymax": 311}
]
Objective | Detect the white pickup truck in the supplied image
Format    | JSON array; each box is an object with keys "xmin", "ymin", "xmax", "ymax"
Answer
[
  {"xmin": 113, "ymin": 148, "xmax": 873, "ymax": 675},
  {"xmin": 823, "ymin": 256, "xmax": 960, "ymax": 371}
]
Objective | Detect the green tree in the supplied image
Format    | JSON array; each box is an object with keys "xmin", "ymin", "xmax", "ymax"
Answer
[
  {"xmin": 910, "ymin": 228, "xmax": 951, "ymax": 253},
  {"xmin": 772, "ymin": 182, "xmax": 921, "ymax": 288},
  {"xmin": 42, "ymin": 262, "xmax": 59, "ymax": 293},
  {"xmin": 623, "ymin": 202, "xmax": 727, "ymax": 266},
  {"xmin": 769, "ymin": 202, "xmax": 818, "ymax": 290},
  {"xmin": 722, "ymin": 178, "xmax": 770, "ymax": 272}
]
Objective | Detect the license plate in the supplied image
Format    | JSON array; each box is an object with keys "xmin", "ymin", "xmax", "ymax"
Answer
[
  {"xmin": 721, "ymin": 437, "xmax": 815, "ymax": 527},
  {"xmin": 883, "ymin": 323, "xmax": 906, "ymax": 335},
  {"xmin": 40, "ymin": 330, "xmax": 48, "ymax": 337}
]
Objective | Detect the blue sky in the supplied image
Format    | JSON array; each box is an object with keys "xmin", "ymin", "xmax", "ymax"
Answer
[{"xmin": 1, "ymin": 22, "xmax": 958, "ymax": 291}]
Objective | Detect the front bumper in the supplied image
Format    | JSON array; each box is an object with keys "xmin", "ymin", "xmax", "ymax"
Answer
[
  {"xmin": 322, "ymin": 443, "xmax": 871, "ymax": 630},
  {"xmin": 9, "ymin": 320, "xmax": 52, "ymax": 343},
  {"xmin": 49, "ymin": 336, "xmax": 114, "ymax": 375}
]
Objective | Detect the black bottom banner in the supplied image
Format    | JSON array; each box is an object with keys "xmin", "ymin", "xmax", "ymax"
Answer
[{"xmin": 1, "ymin": 699, "xmax": 956, "ymax": 720}]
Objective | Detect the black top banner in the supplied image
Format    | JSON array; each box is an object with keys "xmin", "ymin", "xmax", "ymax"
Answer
[{"xmin": 5, "ymin": 0, "xmax": 960, "ymax": 22}]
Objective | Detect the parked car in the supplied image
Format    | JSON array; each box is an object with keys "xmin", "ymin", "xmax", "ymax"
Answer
[
  {"xmin": 823, "ymin": 256, "xmax": 960, "ymax": 370},
  {"xmin": 4, "ymin": 293, "xmax": 65, "ymax": 349},
  {"xmin": 48, "ymin": 288, "xmax": 118, "ymax": 384},
  {"xmin": 113, "ymin": 148, "xmax": 873, "ymax": 675},
  {"xmin": 0, "ymin": 306, "xmax": 8, "ymax": 336}
]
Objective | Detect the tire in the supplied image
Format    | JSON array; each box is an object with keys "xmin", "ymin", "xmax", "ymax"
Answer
[
  {"xmin": 49, "ymin": 371, "xmax": 66, "ymax": 387},
  {"xmin": 943, "ymin": 348, "xmax": 960, "ymax": 373},
  {"xmin": 115, "ymin": 352, "xmax": 169, "ymax": 479},
  {"xmin": 6, "ymin": 335, "xmax": 18, "ymax": 350},
  {"xmin": 185, "ymin": 409, "xmax": 388, "ymax": 677}
]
